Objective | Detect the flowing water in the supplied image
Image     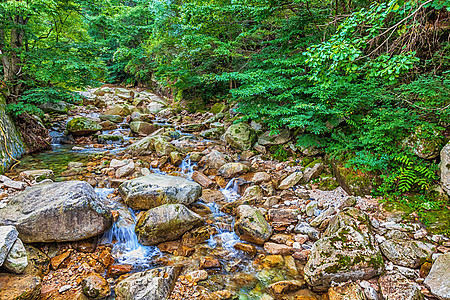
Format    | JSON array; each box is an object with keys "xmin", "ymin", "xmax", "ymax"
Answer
[{"xmin": 12, "ymin": 119, "xmax": 298, "ymax": 299}]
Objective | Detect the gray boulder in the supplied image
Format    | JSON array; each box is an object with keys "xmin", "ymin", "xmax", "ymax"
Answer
[
  {"xmin": 304, "ymin": 208, "xmax": 384, "ymax": 292},
  {"xmin": 380, "ymin": 239, "xmax": 435, "ymax": 268},
  {"xmin": 234, "ymin": 205, "xmax": 273, "ymax": 245},
  {"xmin": 118, "ymin": 173, "xmax": 202, "ymax": 210},
  {"xmin": 218, "ymin": 162, "xmax": 250, "ymax": 178},
  {"xmin": 115, "ymin": 266, "xmax": 181, "ymax": 300},
  {"xmin": 224, "ymin": 123, "xmax": 257, "ymax": 150},
  {"xmin": 0, "ymin": 181, "xmax": 113, "ymax": 243},
  {"xmin": 258, "ymin": 129, "xmax": 291, "ymax": 146},
  {"xmin": 424, "ymin": 252, "xmax": 450, "ymax": 300},
  {"xmin": 199, "ymin": 150, "xmax": 231, "ymax": 170},
  {"xmin": 135, "ymin": 204, "xmax": 203, "ymax": 246},
  {"xmin": 130, "ymin": 121, "xmax": 157, "ymax": 136}
]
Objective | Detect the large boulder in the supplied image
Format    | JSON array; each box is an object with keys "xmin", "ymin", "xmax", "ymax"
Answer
[
  {"xmin": 199, "ymin": 150, "xmax": 231, "ymax": 170},
  {"xmin": 118, "ymin": 173, "xmax": 202, "ymax": 210},
  {"xmin": 424, "ymin": 252, "xmax": 450, "ymax": 300},
  {"xmin": 66, "ymin": 117, "xmax": 102, "ymax": 136},
  {"xmin": 218, "ymin": 162, "xmax": 250, "ymax": 178},
  {"xmin": 441, "ymin": 141, "xmax": 450, "ymax": 196},
  {"xmin": 403, "ymin": 126, "xmax": 444, "ymax": 160},
  {"xmin": 234, "ymin": 205, "xmax": 273, "ymax": 245},
  {"xmin": 38, "ymin": 102, "xmax": 69, "ymax": 114},
  {"xmin": 224, "ymin": 123, "xmax": 257, "ymax": 150},
  {"xmin": 135, "ymin": 204, "xmax": 203, "ymax": 246},
  {"xmin": 0, "ymin": 181, "xmax": 113, "ymax": 243},
  {"xmin": 258, "ymin": 129, "xmax": 291, "ymax": 146},
  {"xmin": 380, "ymin": 239, "xmax": 435, "ymax": 268},
  {"xmin": 304, "ymin": 208, "xmax": 384, "ymax": 292},
  {"xmin": 115, "ymin": 266, "xmax": 181, "ymax": 300}
]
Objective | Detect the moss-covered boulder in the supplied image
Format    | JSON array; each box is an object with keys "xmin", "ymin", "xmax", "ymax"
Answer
[
  {"xmin": 379, "ymin": 239, "xmax": 435, "ymax": 268},
  {"xmin": 210, "ymin": 103, "xmax": 228, "ymax": 114},
  {"xmin": 97, "ymin": 134, "xmax": 124, "ymax": 144},
  {"xmin": 304, "ymin": 208, "xmax": 384, "ymax": 292},
  {"xmin": 234, "ymin": 205, "xmax": 272, "ymax": 245},
  {"xmin": 38, "ymin": 102, "xmax": 69, "ymax": 114},
  {"xmin": 199, "ymin": 127, "xmax": 225, "ymax": 139},
  {"xmin": 331, "ymin": 159, "xmax": 381, "ymax": 196},
  {"xmin": 224, "ymin": 123, "xmax": 257, "ymax": 150},
  {"xmin": 67, "ymin": 117, "xmax": 102, "ymax": 136},
  {"xmin": 403, "ymin": 126, "xmax": 444, "ymax": 160},
  {"xmin": 135, "ymin": 204, "xmax": 203, "ymax": 246}
]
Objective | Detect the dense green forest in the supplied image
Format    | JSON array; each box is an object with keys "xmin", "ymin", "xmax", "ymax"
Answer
[{"xmin": 1, "ymin": 0, "xmax": 449, "ymax": 205}]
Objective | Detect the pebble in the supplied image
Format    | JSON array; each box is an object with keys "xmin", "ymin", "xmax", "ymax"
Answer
[{"xmin": 58, "ymin": 285, "xmax": 72, "ymax": 293}]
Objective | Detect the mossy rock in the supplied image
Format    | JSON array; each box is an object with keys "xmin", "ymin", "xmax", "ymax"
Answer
[
  {"xmin": 67, "ymin": 117, "xmax": 102, "ymax": 136},
  {"xmin": 210, "ymin": 103, "xmax": 228, "ymax": 114},
  {"xmin": 224, "ymin": 123, "xmax": 257, "ymax": 150}
]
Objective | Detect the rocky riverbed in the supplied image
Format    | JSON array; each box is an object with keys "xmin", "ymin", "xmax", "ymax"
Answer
[{"xmin": 0, "ymin": 85, "xmax": 448, "ymax": 300}]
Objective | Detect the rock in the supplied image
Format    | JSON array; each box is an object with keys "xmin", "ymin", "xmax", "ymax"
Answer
[
  {"xmin": 380, "ymin": 239, "xmax": 435, "ymax": 268},
  {"xmin": 130, "ymin": 121, "xmax": 157, "ymax": 136},
  {"xmin": 379, "ymin": 271, "xmax": 423, "ymax": 300},
  {"xmin": 99, "ymin": 120, "xmax": 117, "ymax": 130},
  {"xmin": 97, "ymin": 134, "xmax": 124, "ymax": 144},
  {"xmin": 310, "ymin": 206, "xmax": 336, "ymax": 227},
  {"xmin": 218, "ymin": 162, "xmax": 250, "ymax": 178},
  {"xmin": 115, "ymin": 266, "xmax": 180, "ymax": 300},
  {"xmin": 115, "ymin": 161, "xmax": 135, "ymax": 178},
  {"xmin": 258, "ymin": 129, "xmax": 291, "ymax": 146},
  {"xmin": 210, "ymin": 103, "xmax": 227, "ymax": 114},
  {"xmin": 278, "ymin": 172, "xmax": 303, "ymax": 190},
  {"xmin": 201, "ymin": 189, "xmax": 226, "ymax": 203},
  {"xmin": 3, "ymin": 180, "xmax": 26, "ymax": 190},
  {"xmin": 110, "ymin": 159, "xmax": 127, "ymax": 169},
  {"xmin": 23, "ymin": 245, "xmax": 50, "ymax": 279},
  {"xmin": 294, "ymin": 222, "xmax": 320, "ymax": 241},
  {"xmin": 19, "ymin": 170, "xmax": 54, "ymax": 183},
  {"xmin": 181, "ymin": 226, "xmax": 211, "ymax": 247},
  {"xmin": 180, "ymin": 123, "xmax": 206, "ymax": 132},
  {"xmin": 0, "ymin": 273, "xmax": 41, "ymax": 300},
  {"xmin": 99, "ymin": 114, "xmax": 123, "ymax": 123},
  {"xmin": 0, "ymin": 226, "xmax": 19, "ymax": 265},
  {"xmin": 224, "ymin": 123, "xmax": 257, "ymax": 150},
  {"xmin": 104, "ymin": 105, "xmax": 132, "ymax": 116},
  {"xmin": 135, "ymin": 204, "xmax": 203, "ymax": 246},
  {"xmin": 264, "ymin": 242, "xmax": 293, "ymax": 255},
  {"xmin": 169, "ymin": 151, "xmax": 182, "ymax": 166},
  {"xmin": 247, "ymin": 172, "xmax": 271, "ymax": 184},
  {"xmin": 234, "ymin": 205, "xmax": 273, "ymax": 245},
  {"xmin": 199, "ymin": 150, "xmax": 230, "ymax": 170},
  {"xmin": 233, "ymin": 243, "xmax": 257, "ymax": 257},
  {"xmin": 268, "ymin": 280, "xmax": 306, "ymax": 297},
  {"xmin": 118, "ymin": 173, "xmax": 202, "ymax": 210},
  {"xmin": 0, "ymin": 181, "xmax": 112, "ymax": 243},
  {"xmin": 50, "ymin": 250, "xmax": 72, "ymax": 270},
  {"xmin": 199, "ymin": 127, "xmax": 225, "ymax": 139},
  {"xmin": 200, "ymin": 257, "xmax": 220, "ymax": 269},
  {"xmin": 39, "ymin": 101, "xmax": 69, "ymax": 114},
  {"xmin": 192, "ymin": 171, "xmax": 215, "ymax": 188},
  {"xmin": 147, "ymin": 102, "xmax": 165, "ymax": 114},
  {"xmin": 185, "ymin": 270, "xmax": 208, "ymax": 283},
  {"xmin": 441, "ymin": 141, "xmax": 450, "ymax": 196},
  {"xmin": 81, "ymin": 273, "xmax": 111, "ymax": 299},
  {"xmin": 404, "ymin": 126, "xmax": 444, "ymax": 159},
  {"xmin": 3, "ymin": 238, "xmax": 28, "ymax": 274},
  {"xmin": 304, "ymin": 208, "xmax": 384, "ymax": 292},
  {"xmin": 67, "ymin": 117, "xmax": 102, "ymax": 136},
  {"xmin": 328, "ymin": 282, "xmax": 367, "ymax": 300},
  {"xmin": 424, "ymin": 252, "xmax": 450, "ymax": 300},
  {"xmin": 268, "ymin": 209, "xmax": 300, "ymax": 223},
  {"xmin": 302, "ymin": 163, "xmax": 324, "ymax": 183},
  {"xmin": 305, "ymin": 201, "xmax": 318, "ymax": 217},
  {"xmin": 154, "ymin": 137, "xmax": 177, "ymax": 156}
]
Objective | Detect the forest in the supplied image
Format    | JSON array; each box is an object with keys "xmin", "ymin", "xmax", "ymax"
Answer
[{"xmin": 0, "ymin": 0, "xmax": 449, "ymax": 299}]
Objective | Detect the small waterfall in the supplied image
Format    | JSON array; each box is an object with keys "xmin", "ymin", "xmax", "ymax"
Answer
[
  {"xmin": 220, "ymin": 177, "xmax": 241, "ymax": 202},
  {"xmin": 204, "ymin": 178, "xmax": 243, "ymax": 252},
  {"xmin": 180, "ymin": 155, "xmax": 195, "ymax": 179},
  {"xmin": 97, "ymin": 189, "xmax": 161, "ymax": 268}
]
